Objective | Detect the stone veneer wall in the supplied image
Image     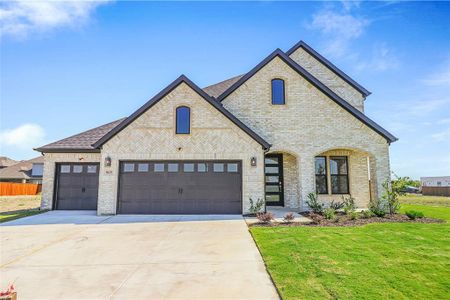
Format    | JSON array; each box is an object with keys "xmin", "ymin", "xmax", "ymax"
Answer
[
  {"xmin": 98, "ymin": 82, "xmax": 264, "ymax": 215},
  {"xmin": 40, "ymin": 152, "xmax": 101, "ymax": 210},
  {"xmin": 289, "ymin": 48, "xmax": 366, "ymax": 112},
  {"xmin": 221, "ymin": 56, "xmax": 391, "ymax": 209}
]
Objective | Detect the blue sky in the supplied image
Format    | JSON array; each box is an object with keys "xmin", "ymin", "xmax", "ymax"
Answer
[{"xmin": 1, "ymin": 1, "xmax": 449, "ymax": 179}]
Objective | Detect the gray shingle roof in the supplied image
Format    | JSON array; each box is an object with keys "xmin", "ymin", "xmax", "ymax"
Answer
[
  {"xmin": 35, "ymin": 118, "xmax": 126, "ymax": 152},
  {"xmin": 203, "ymin": 75, "xmax": 243, "ymax": 98},
  {"xmin": 0, "ymin": 156, "xmax": 44, "ymax": 180},
  {"xmin": 0, "ymin": 156, "xmax": 18, "ymax": 168}
]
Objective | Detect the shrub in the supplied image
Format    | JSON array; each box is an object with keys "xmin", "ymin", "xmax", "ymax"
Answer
[
  {"xmin": 342, "ymin": 195, "xmax": 356, "ymax": 214},
  {"xmin": 349, "ymin": 211, "xmax": 358, "ymax": 220},
  {"xmin": 371, "ymin": 207, "xmax": 386, "ymax": 217},
  {"xmin": 360, "ymin": 210, "xmax": 374, "ymax": 219},
  {"xmin": 283, "ymin": 212, "xmax": 295, "ymax": 223},
  {"xmin": 306, "ymin": 193, "xmax": 324, "ymax": 214},
  {"xmin": 256, "ymin": 212, "xmax": 274, "ymax": 223},
  {"xmin": 323, "ymin": 207, "xmax": 336, "ymax": 220},
  {"xmin": 330, "ymin": 200, "xmax": 344, "ymax": 210},
  {"xmin": 382, "ymin": 180, "xmax": 401, "ymax": 215},
  {"xmin": 405, "ymin": 210, "xmax": 424, "ymax": 220},
  {"xmin": 248, "ymin": 198, "xmax": 265, "ymax": 214},
  {"xmin": 369, "ymin": 197, "xmax": 386, "ymax": 217}
]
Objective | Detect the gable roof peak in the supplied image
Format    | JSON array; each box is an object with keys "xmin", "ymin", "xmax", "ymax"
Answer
[{"xmin": 286, "ymin": 40, "xmax": 371, "ymax": 97}]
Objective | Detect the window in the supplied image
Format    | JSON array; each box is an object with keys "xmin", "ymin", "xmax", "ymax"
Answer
[
  {"xmin": 213, "ymin": 163, "xmax": 224, "ymax": 172},
  {"xmin": 87, "ymin": 165, "xmax": 97, "ymax": 173},
  {"xmin": 73, "ymin": 165, "xmax": 83, "ymax": 173},
  {"xmin": 154, "ymin": 163, "xmax": 164, "ymax": 172},
  {"xmin": 197, "ymin": 163, "xmax": 207, "ymax": 172},
  {"xmin": 31, "ymin": 163, "xmax": 43, "ymax": 176},
  {"xmin": 138, "ymin": 163, "xmax": 149, "ymax": 172},
  {"xmin": 315, "ymin": 157, "xmax": 327, "ymax": 194},
  {"xmin": 330, "ymin": 156, "xmax": 349, "ymax": 194},
  {"xmin": 271, "ymin": 79, "xmax": 285, "ymax": 105},
  {"xmin": 123, "ymin": 163, "xmax": 135, "ymax": 172},
  {"xmin": 227, "ymin": 163, "xmax": 238, "ymax": 173},
  {"xmin": 183, "ymin": 163, "xmax": 194, "ymax": 172},
  {"xmin": 176, "ymin": 106, "xmax": 190, "ymax": 134},
  {"xmin": 168, "ymin": 163, "xmax": 178, "ymax": 172},
  {"xmin": 60, "ymin": 165, "xmax": 70, "ymax": 173}
]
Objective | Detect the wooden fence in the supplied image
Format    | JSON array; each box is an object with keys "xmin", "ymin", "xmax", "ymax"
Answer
[
  {"xmin": 422, "ymin": 186, "xmax": 450, "ymax": 197},
  {"xmin": 0, "ymin": 182, "xmax": 42, "ymax": 196}
]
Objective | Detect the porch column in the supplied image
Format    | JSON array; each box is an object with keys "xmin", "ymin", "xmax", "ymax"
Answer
[
  {"xmin": 298, "ymin": 155, "xmax": 315, "ymax": 210},
  {"xmin": 372, "ymin": 145, "xmax": 391, "ymax": 201}
]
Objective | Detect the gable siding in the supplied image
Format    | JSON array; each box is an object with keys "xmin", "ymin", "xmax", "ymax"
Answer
[
  {"xmin": 289, "ymin": 48, "xmax": 365, "ymax": 112},
  {"xmin": 221, "ymin": 56, "xmax": 390, "ymax": 208},
  {"xmin": 98, "ymin": 82, "xmax": 264, "ymax": 215}
]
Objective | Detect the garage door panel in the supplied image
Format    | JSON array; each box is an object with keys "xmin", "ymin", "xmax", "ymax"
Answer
[{"xmin": 118, "ymin": 161, "xmax": 242, "ymax": 214}]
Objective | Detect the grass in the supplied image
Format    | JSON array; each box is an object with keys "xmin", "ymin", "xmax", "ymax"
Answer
[
  {"xmin": 0, "ymin": 195, "xmax": 44, "ymax": 223},
  {"xmin": 399, "ymin": 194, "xmax": 449, "ymax": 206},
  {"xmin": 251, "ymin": 197, "xmax": 450, "ymax": 299}
]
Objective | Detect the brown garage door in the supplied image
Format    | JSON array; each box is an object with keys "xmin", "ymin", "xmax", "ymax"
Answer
[
  {"xmin": 55, "ymin": 163, "xmax": 99, "ymax": 210},
  {"xmin": 118, "ymin": 161, "xmax": 242, "ymax": 214}
]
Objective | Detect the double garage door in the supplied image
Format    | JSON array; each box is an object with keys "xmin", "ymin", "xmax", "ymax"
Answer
[
  {"xmin": 118, "ymin": 161, "xmax": 242, "ymax": 214},
  {"xmin": 55, "ymin": 161, "xmax": 242, "ymax": 214}
]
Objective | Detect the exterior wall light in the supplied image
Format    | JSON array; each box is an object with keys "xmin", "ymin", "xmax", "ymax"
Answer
[
  {"xmin": 104, "ymin": 156, "xmax": 112, "ymax": 167},
  {"xmin": 250, "ymin": 156, "xmax": 257, "ymax": 167}
]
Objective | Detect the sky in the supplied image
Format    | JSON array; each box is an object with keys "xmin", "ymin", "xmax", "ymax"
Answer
[{"xmin": 1, "ymin": 1, "xmax": 449, "ymax": 179}]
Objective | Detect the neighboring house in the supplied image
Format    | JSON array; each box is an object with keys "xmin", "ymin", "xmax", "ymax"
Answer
[
  {"xmin": 421, "ymin": 176, "xmax": 450, "ymax": 197},
  {"xmin": 35, "ymin": 40, "xmax": 397, "ymax": 215},
  {"xmin": 0, "ymin": 156, "xmax": 18, "ymax": 169},
  {"xmin": 0, "ymin": 156, "xmax": 45, "ymax": 184}
]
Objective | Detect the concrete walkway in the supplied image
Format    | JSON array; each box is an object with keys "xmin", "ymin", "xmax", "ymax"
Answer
[{"xmin": 0, "ymin": 211, "xmax": 278, "ymax": 300}]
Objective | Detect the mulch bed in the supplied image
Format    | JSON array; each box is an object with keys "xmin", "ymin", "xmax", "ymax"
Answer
[{"xmin": 249, "ymin": 212, "xmax": 444, "ymax": 227}]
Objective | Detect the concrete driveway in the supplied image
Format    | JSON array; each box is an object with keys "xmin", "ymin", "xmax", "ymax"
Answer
[{"xmin": 0, "ymin": 211, "xmax": 278, "ymax": 300}]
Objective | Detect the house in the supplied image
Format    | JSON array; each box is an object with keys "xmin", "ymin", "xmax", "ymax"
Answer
[
  {"xmin": 0, "ymin": 156, "xmax": 18, "ymax": 169},
  {"xmin": 421, "ymin": 176, "xmax": 450, "ymax": 196},
  {"xmin": 35, "ymin": 40, "xmax": 397, "ymax": 215},
  {"xmin": 0, "ymin": 156, "xmax": 44, "ymax": 184}
]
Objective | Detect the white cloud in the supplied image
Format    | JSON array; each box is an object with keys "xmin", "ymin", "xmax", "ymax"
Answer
[
  {"xmin": 422, "ymin": 60, "xmax": 450, "ymax": 87},
  {"xmin": 355, "ymin": 43, "xmax": 399, "ymax": 72},
  {"xmin": 308, "ymin": 9, "xmax": 370, "ymax": 57},
  {"xmin": 0, "ymin": 0, "xmax": 112, "ymax": 38},
  {"xmin": 0, "ymin": 123, "xmax": 45, "ymax": 149}
]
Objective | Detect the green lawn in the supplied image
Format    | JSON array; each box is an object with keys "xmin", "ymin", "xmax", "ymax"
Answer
[
  {"xmin": 399, "ymin": 194, "xmax": 450, "ymax": 206},
  {"xmin": 0, "ymin": 209, "xmax": 45, "ymax": 223},
  {"xmin": 251, "ymin": 200, "xmax": 450, "ymax": 299}
]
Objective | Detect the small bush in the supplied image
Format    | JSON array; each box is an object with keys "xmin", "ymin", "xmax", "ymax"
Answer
[
  {"xmin": 371, "ymin": 207, "xmax": 386, "ymax": 217},
  {"xmin": 248, "ymin": 198, "xmax": 264, "ymax": 214},
  {"xmin": 256, "ymin": 212, "xmax": 274, "ymax": 223},
  {"xmin": 306, "ymin": 193, "xmax": 324, "ymax": 214},
  {"xmin": 405, "ymin": 210, "xmax": 424, "ymax": 220},
  {"xmin": 342, "ymin": 196, "xmax": 356, "ymax": 214},
  {"xmin": 283, "ymin": 212, "xmax": 295, "ymax": 223},
  {"xmin": 323, "ymin": 207, "xmax": 336, "ymax": 220},
  {"xmin": 360, "ymin": 210, "xmax": 374, "ymax": 219},
  {"xmin": 349, "ymin": 211, "xmax": 358, "ymax": 220},
  {"xmin": 330, "ymin": 200, "xmax": 344, "ymax": 210}
]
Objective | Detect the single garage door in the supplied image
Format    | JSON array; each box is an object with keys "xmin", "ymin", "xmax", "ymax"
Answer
[
  {"xmin": 118, "ymin": 161, "xmax": 242, "ymax": 214},
  {"xmin": 55, "ymin": 163, "xmax": 100, "ymax": 210}
]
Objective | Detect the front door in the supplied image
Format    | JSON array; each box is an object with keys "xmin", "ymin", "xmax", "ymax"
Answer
[{"xmin": 265, "ymin": 154, "xmax": 284, "ymax": 206}]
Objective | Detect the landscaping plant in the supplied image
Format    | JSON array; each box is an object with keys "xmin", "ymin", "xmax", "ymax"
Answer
[
  {"xmin": 382, "ymin": 180, "xmax": 402, "ymax": 215},
  {"xmin": 248, "ymin": 198, "xmax": 265, "ymax": 214},
  {"xmin": 323, "ymin": 207, "xmax": 336, "ymax": 220},
  {"xmin": 342, "ymin": 195, "xmax": 356, "ymax": 214},
  {"xmin": 329, "ymin": 199, "xmax": 344, "ymax": 210},
  {"xmin": 283, "ymin": 212, "xmax": 295, "ymax": 223},
  {"xmin": 256, "ymin": 212, "xmax": 274, "ymax": 223},
  {"xmin": 306, "ymin": 193, "xmax": 324, "ymax": 214},
  {"xmin": 405, "ymin": 210, "xmax": 424, "ymax": 220},
  {"xmin": 360, "ymin": 210, "xmax": 374, "ymax": 219},
  {"xmin": 369, "ymin": 196, "xmax": 387, "ymax": 217},
  {"xmin": 349, "ymin": 211, "xmax": 358, "ymax": 220}
]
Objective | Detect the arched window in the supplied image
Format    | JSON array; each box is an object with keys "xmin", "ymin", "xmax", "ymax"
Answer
[
  {"xmin": 176, "ymin": 106, "xmax": 190, "ymax": 134},
  {"xmin": 271, "ymin": 79, "xmax": 285, "ymax": 105}
]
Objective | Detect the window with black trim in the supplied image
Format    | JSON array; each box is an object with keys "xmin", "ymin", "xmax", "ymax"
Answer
[
  {"xmin": 330, "ymin": 156, "xmax": 349, "ymax": 194},
  {"xmin": 176, "ymin": 106, "xmax": 190, "ymax": 134},
  {"xmin": 271, "ymin": 79, "xmax": 285, "ymax": 105},
  {"xmin": 315, "ymin": 156, "xmax": 327, "ymax": 194}
]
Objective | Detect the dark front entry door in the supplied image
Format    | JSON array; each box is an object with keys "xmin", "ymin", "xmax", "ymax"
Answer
[
  {"xmin": 55, "ymin": 163, "xmax": 99, "ymax": 210},
  {"xmin": 118, "ymin": 160, "xmax": 242, "ymax": 214},
  {"xmin": 265, "ymin": 154, "xmax": 284, "ymax": 206}
]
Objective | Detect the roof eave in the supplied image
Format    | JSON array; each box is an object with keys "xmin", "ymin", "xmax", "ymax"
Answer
[{"xmin": 34, "ymin": 148, "xmax": 101, "ymax": 153}]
